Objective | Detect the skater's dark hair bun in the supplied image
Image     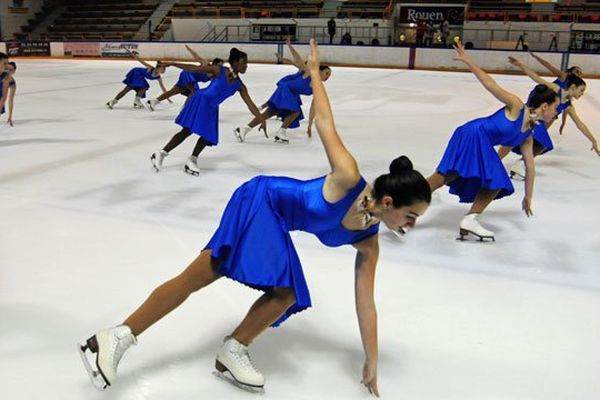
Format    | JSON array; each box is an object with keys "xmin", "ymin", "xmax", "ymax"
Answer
[
  {"xmin": 0, "ymin": 52, "xmax": 7, "ymax": 60},
  {"xmin": 527, "ymin": 84, "xmax": 558, "ymax": 108},
  {"xmin": 212, "ymin": 57, "xmax": 224, "ymax": 65},
  {"xmin": 319, "ymin": 65, "xmax": 331, "ymax": 71},
  {"xmin": 228, "ymin": 48, "xmax": 247, "ymax": 64},
  {"xmin": 389, "ymin": 155, "xmax": 413, "ymax": 175},
  {"xmin": 8, "ymin": 61, "xmax": 16, "ymax": 70},
  {"xmin": 372, "ymin": 155, "xmax": 431, "ymax": 208},
  {"xmin": 565, "ymin": 74, "xmax": 585, "ymax": 89},
  {"xmin": 567, "ymin": 66, "xmax": 582, "ymax": 75}
]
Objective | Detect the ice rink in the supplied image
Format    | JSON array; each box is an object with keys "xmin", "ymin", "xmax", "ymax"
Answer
[{"xmin": 1, "ymin": 58, "xmax": 599, "ymax": 400}]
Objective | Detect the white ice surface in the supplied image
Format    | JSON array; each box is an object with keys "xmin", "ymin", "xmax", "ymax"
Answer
[{"xmin": 1, "ymin": 59, "xmax": 599, "ymax": 400}]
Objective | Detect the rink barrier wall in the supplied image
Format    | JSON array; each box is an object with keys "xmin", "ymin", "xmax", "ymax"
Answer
[{"xmin": 3, "ymin": 41, "xmax": 600, "ymax": 77}]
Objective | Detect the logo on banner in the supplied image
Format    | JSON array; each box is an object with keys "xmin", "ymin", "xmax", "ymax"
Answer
[{"xmin": 101, "ymin": 43, "xmax": 139, "ymax": 58}]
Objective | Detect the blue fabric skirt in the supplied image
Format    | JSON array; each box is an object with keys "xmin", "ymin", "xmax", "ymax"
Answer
[
  {"xmin": 437, "ymin": 123, "xmax": 514, "ymax": 203},
  {"xmin": 205, "ymin": 176, "xmax": 311, "ymax": 327},
  {"xmin": 267, "ymin": 86, "xmax": 304, "ymax": 129},
  {"xmin": 175, "ymin": 91, "xmax": 219, "ymax": 145},
  {"xmin": 122, "ymin": 69, "xmax": 150, "ymax": 96},
  {"xmin": 513, "ymin": 123, "xmax": 553, "ymax": 155}
]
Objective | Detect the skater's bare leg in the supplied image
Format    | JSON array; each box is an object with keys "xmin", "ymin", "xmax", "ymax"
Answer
[
  {"xmin": 280, "ymin": 111, "xmax": 300, "ymax": 129},
  {"xmin": 231, "ymin": 287, "xmax": 296, "ymax": 345},
  {"xmin": 157, "ymin": 86, "xmax": 183, "ymax": 102},
  {"xmin": 114, "ymin": 86, "xmax": 133, "ymax": 100},
  {"xmin": 124, "ymin": 250, "xmax": 221, "ymax": 336},
  {"xmin": 497, "ymin": 145, "xmax": 511, "ymax": 160},
  {"xmin": 468, "ymin": 189, "xmax": 500, "ymax": 215},
  {"xmin": 192, "ymin": 137, "xmax": 210, "ymax": 157},
  {"xmin": 427, "ymin": 172, "xmax": 457, "ymax": 192},
  {"xmin": 162, "ymin": 128, "xmax": 192, "ymax": 153},
  {"xmin": 248, "ymin": 109, "xmax": 277, "ymax": 128}
]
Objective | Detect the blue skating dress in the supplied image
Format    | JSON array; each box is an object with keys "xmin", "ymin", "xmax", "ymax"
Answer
[
  {"xmin": 175, "ymin": 66, "xmax": 241, "ymax": 145},
  {"xmin": 205, "ymin": 175, "xmax": 379, "ymax": 326},
  {"xmin": 175, "ymin": 70, "xmax": 211, "ymax": 95},
  {"xmin": 122, "ymin": 67, "xmax": 159, "ymax": 97},
  {"xmin": 267, "ymin": 71, "xmax": 313, "ymax": 129},
  {"xmin": 0, "ymin": 72, "xmax": 15, "ymax": 114},
  {"xmin": 437, "ymin": 107, "xmax": 533, "ymax": 203},
  {"xmin": 513, "ymin": 86, "xmax": 571, "ymax": 155}
]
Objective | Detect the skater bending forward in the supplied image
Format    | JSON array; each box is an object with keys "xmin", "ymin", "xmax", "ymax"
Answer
[{"xmin": 78, "ymin": 40, "xmax": 431, "ymax": 396}]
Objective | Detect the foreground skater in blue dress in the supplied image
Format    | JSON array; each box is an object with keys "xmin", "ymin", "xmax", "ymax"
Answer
[
  {"xmin": 427, "ymin": 42, "xmax": 559, "ymax": 242},
  {"xmin": 235, "ymin": 38, "xmax": 331, "ymax": 143},
  {"xmin": 78, "ymin": 40, "xmax": 431, "ymax": 395},
  {"xmin": 150, "ymin": 48, "xmax": 266, "ymax": 176},
  {"xmin": 106, "ymin": 49, "xmax": 169, "ymax": 109}
]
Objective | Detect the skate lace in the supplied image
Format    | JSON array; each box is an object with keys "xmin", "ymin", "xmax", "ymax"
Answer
[
  {"xmin": 111, "ymin": 331, "xmax": 135, "ymax": 369},
  {"xmin": 234, "ymin": 345, "xmax": 261, "ymax": 374}
]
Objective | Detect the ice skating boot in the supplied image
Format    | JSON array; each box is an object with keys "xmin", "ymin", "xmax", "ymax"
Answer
[
  {"xmin": 509, "ymin": 159, "xmax": 526, "ymax": 180},
  {"xmin": 214, "ymin": 336, "xmax": 265, "ymax": 393},
  {"xmin": 133, "ymin": 97, "xmax": 144, "ymax": 109},
  {"xmin": 233, "ymin": 126, "xmax": 252, "ymax": 142},
  {"xmin": 150, "ymin": 150, "xmax": 168, "ymax": 172},
  {"xmin": 184, "ymin": 156, "xmax": 200, "ymax": 176},
  {"xmin": 106, "ymin": 99, "xmax": 118, "ymax": 109},
  {"xmin": 78, "ymin": 325, "xmax": 137, "ymax": 390},
  {"xmin": 458, "ymin": 213, "xmax": 495, "ymax": 242},
  {"xmin": 146, "ymin": 98, "xmax": 160, "ymax": 111},
  {"xmin": 273, "ymin": 128, "xmax": 289, "ymax": 144}
]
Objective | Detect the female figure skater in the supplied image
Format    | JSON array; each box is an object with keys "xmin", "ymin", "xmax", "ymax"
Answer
[
  {"xmin": 1, "ymin": 61, "xmax": 16, "ymax": 126},
  {"xmin": 78, "ymin": 40, "xmax": 431, "ymax": 396},
  {"xmin": 234, "ymin": 38, "xmax": 331, "ymax": 144},
  {"xmin": 526, "ymin": 51, "xmax": 583, "ymax": 135},
  {"xmin": 501, "ymin": 57, "xmax": 599, "ymax": 178},
  {"xmin": 106, "ymin": 49, "xmax": 168, "ymax": 109},
  {"xmin": 149, "ymin": 48, "xmax": 266, "ymax": 176},
  {"xmin": 427, "ymin": 43, "xmax": 559, "ymax": 242},
  {"xmin": 146, "ymin": 45, "xmax": 224, "ymax": 111}
]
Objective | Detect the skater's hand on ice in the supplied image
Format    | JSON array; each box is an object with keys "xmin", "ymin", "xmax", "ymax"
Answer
[
  {"xmin": 522, "ymin": 196, "xmax": 533, "ymax": 217},
  {"xmin": 361, "ymin": 359, "xmax": 379, "ymax": 397},
  {"xmin": 306, "ymin": 39, "xmax": 320, "ymax": 73},
  {"xmin": 259, "ymin": 120, "xmax": 268, "ymax": 137}
]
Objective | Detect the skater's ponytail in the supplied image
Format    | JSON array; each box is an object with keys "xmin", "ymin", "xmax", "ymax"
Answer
[
  {"xmin": 566, "ymin": 66, "xmax": 582, "ymax": 76},
  {"xmin": 228, "ymin": 48, "xmax": 247, "ymax": 64},
  {"xmin": 565, "ymin": 74, "xmax": 586, "ymax": 90},
  {"xmin": 372, "ymin": 155, "xmax": 431, "ymax": 208},
  {"xmin": 527, "ymin": 84, "xmax": 557, "ymax": 108}
]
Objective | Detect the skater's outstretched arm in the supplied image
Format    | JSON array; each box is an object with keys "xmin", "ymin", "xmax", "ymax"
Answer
[
  {"xmin": 508, "ymin": 56, "xmax": 559, "ymax": 92},
  {"xmin": 565, "ymin": 106, "xmax": 600, "ymax": 155},
  {"xmin": 519, "ymin": 136, "xmax": 535, "ymax": 217},
  {"xmin": 352, "ymin": 234, "xmax": 380, "ymax": 398},
  {"xmin": 308, "ymin": 39, "xmax": 360, "ymax": 191},
  {"xmin": 453, "ymin": 42, "xmax": 522, "ymax": 115},
  {"xmin": 558, "ymin": 111, "xmax": 569, "ymax": 135},
  {"xmin": 6, "ymin": 80, "xmax": 16, "ymax": 126},
  {"xmin": 286, "ymin": 37, "xmax": 308, "ymax": 73},
  {"xmin": 156, "ymin": 77, "xmax": 173, "ymax": 103},
  {"xmin": 0, "ymin": 75, "xmax": 10, "ymax": 117},
  {"xmin": 123, "ymin": 48, "xmax": 154, "ymax": 69},
  {"xmin": 238, "ymin": 83, "xmax": 267, "ymax": 135},
  {"xmin": 166, "ymin": 62, "xmax": 220, "ymax": 75},
  {"xmin": 306, "ymin": 99, "xmax": 315, "ymax": 138},
  {"xmin": 185, "ymin": 45, "xmax": 208, "ymax": 66},
  {"xmin": 529, "ymin": 51, "xmax": 567, "ymax": 82}
]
